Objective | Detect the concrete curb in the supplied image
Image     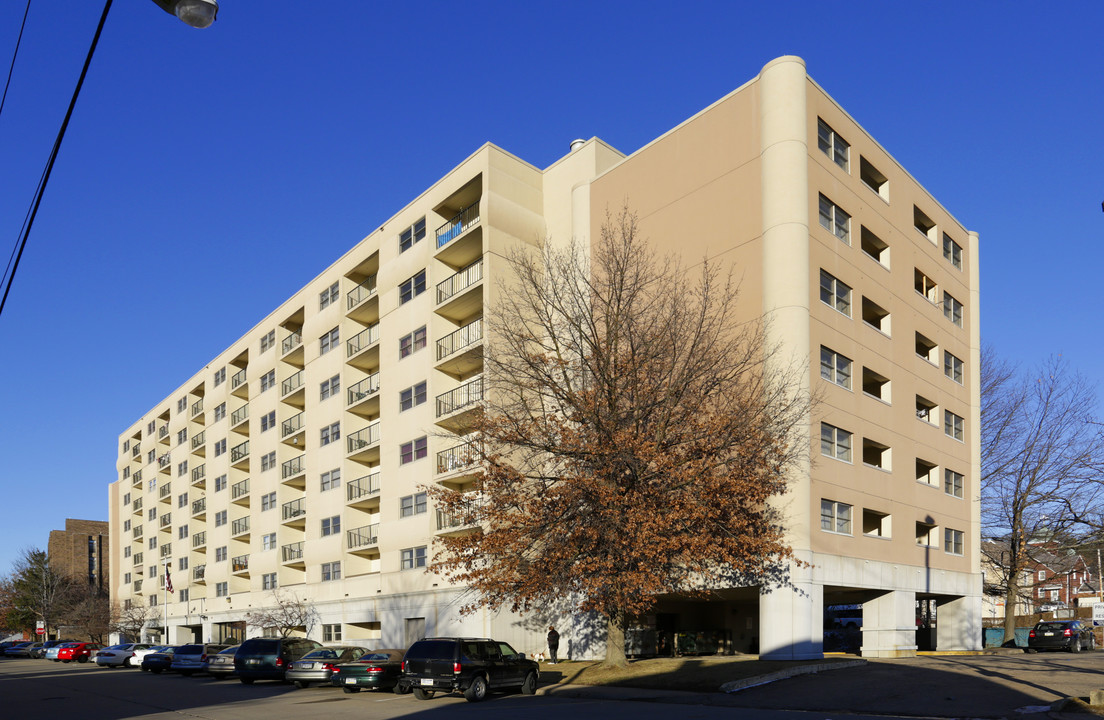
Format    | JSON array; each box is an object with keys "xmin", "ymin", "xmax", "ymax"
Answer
[{"xmin": 719, "ymin": 659, "xmax": 867, "ymax": 693}]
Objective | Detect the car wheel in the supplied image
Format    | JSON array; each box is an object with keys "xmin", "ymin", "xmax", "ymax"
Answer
[
  {"xmin": 240, "ymin": 678, "xmax": 254, "ymax": 685},
  {"xmin": 125, "ymin": 657, "xmax": 134, "ymax": 667},
  {"xmin": 1072, "ymin": 639, "xmax": 1082, "ymax": 653},
  {"xmin": 521, "ymin": 671, "xmax": 537, "ymax": 695},
  {"xmin": 78, "ymin": 656, "xmax": 88, "ymax": 663},
  {"xmin": 393, "ymin": 683, "xmax": 411, "ymax": 695},
  {"xmin": 413, "ymin": 688, "xmax": 435, "ymax": 700},
  {"xmin": 295, "ymin": 680, "xmax": 309, "ymax": 689},
  {"xmin": 62, "ymin": 659, "xmax": 70, "ymax": 663},
  {"xmin": 151, "ymin": 668, "xmax": 163, "ymax": 674},
  {"xmin": 343, "ymin": 686, "xmax": 360, "ymax": 693},
  {"xmin": 464, "ymin": 675, "xmax": 488, "ymax": 703}
]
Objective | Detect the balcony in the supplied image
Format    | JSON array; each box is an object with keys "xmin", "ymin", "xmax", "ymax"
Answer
[
  {"xmin": 190, "ymin": 398, "xmax": 204, "ymax": 422},
  {"xmin": 346, "ymin": 524, "xmax": 380, "ymax": 556},
  {"xmin": 281, "ymin": 411, "xmax": 305, "ymax": 447},
  {"xmin": 230, "ymin": 404, "xmax": 249, "ymax": 435},
  {"xmin": 346, "ymin": 274, "xmax": 379, "ymax": 324},
  {"xmin": 160, "ymin": 542, "xmax": 172, "ymax": 558},
  {"xmin": 436, "ymin": 258, "xmax": 483, "ymax": 321},
  {"xmin": 346, "ymin": 471, "xmax": 381, "ymax": 510},
  {"xmin": 158, "ymin": 425, "xmax": 170, "ymax": 445},
  {"xmin": 281, "ymin": 541, "xmax": 305, "ymax": 567},
  {"xmin": 435, "ymin": 376, "xmax": 483, "ymax": 432},
  {"xmin": 191, "ymin": 531, "xmax": 206, "ymax": 550},
  {"xmin": 190, "ymin": 430, "xmax": 206, "ymax": 456},
  {"xmin": 436, "ymin": 318, "xmax": 483, "ymax": 378},
  {"xmin": 131, "ymin": 444, "xmax": 141, "ymax": 459},
  {"xmin": 281, "ymin": 370, "xmax": 305, "ymax": 408},
  {"xmin": 132, "ymin": 497, "xmax": 143, "ymax": 513},
  {"xmin": 346, "ymin": 422, "xmax": 380, "ymax": 463},
  {"xmin": 159, "ymin": 483, "xmax": 172, "ymax": 502},
  {"xmin": 191, "ymin": 463, "xmax": 206, "ymax": 488},
  {"xmin": 231, "ymin": 368, "xmax": 249, "ymax": 399},
  {"xmin": 230, "ymin": 441, "xmax": 250, "ymax": 469},
  {"xmin": 133, "ymin": 552, "xmax": 144, "ymax": 566},
  {"xmin": 133, "ymin": 580, "xmax": 143, "ymax": 593},
  {"xmin": 346, "ymin": 373, "xmax": 380, "ymax": 418},
  {"xmin": 231, "ymin": 478, "xmax": 250, "ymax": 506},
  {"xmin": 436, "ymin": 493, "xmax": 482, "ymax": 536},
  {"xmin": 436, "ymin": 202, "xmax": 480, "ymax": 249},
  {"xmin": 231, "ymin": 516, "xmax": 250, "ymax": 539},
  {"xmin": 157, "ymin": 453, "xmax": 171, "ymax": 474},
  {"xmin": 191, "ymin": 497, "xmax": 206, "ymax": 518},
  {"xmin": 159, "ymin": 513, "xmax": 172, "ymax": 530},
  {"xmin": 192, "ymin": 565, "xmax": 206, "ymax": 583},
  {"xmin": 346, "ymin": 323, "xmax": 380, "ymax": 370},
  {"xmin": 281, "ymin": 455, "xmax": 306, "ymax": 489},
  {"xmin": 436, "ymin": 508, "xmax": 476, "ymax": 534},
  {"xmin": 133, "ymin": 525, "xmax": 143, "ymax": 539},
  {"xmin": 132, "ymin": 469, "xmax": 143, "ymax": 488},
  {"xmin": 281, "ymin": 331, "xmax": 304, "ymax": 368},
  {"xmin": 231, "ymin": 555, "xmax": 249, "ymax": 575},
  {"xmin": 436, "ymin": 440, "xmax": 481, "ymax": 486},
  {"xmin": 281, "ymin": 498, "xmax": 306, "ymax": 528}
]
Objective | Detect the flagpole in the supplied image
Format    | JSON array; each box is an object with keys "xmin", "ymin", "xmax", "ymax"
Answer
[{"xmin": 164, "ymin": 560, "xmax": 169, "ymax": 645}]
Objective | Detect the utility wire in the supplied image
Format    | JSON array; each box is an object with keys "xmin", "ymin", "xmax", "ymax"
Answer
[
  {"xmin": 0, "ymin": 0, "xmax": 31, "ymax": 119},
  {"xmin": 0, "ymin": 0, "xmax": 113, "ymax": 320}
]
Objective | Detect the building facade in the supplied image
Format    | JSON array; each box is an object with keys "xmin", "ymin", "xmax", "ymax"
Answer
[
  {"xmin": 49, "ymin": 518, "xmax": 109, "ymax": 592},
  {"xmin": 109, "ymin": 56, "xmax": 981, "ymax": 658}
]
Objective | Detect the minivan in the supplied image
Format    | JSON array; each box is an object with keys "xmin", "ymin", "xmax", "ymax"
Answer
[{"xmin": 233, "ymin": 637, "xmax": 322, "ymax": 684}]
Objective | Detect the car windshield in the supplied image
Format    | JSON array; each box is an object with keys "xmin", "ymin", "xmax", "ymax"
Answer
[
  {"xmin": 303, "ymin": 649, "xmax": 343, "ymax": 659},
  {"xmin": 1037, "ymin": 622, "xmax": 1073, "ymax": 632},
  {"xmin": 360, "ymin": 653, "xmax": 395, "ymax": 661},
  {"xmin": 217, "ymin": 646, "xmax": 239, "ymax": 655}
]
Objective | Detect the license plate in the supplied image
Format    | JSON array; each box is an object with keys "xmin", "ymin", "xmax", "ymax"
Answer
[
  {"xmin": 420, "ymin": 679, "xmax": 434, "ymax": 686},
  {"xmin": 345, "ymin": 678, "xmax": 356, "ymax": 684},
  {"xmin": 247, "ymin": 658, "xmax": 260, "ymax": 665},
  {"xmin": 301, "ymin": 662, "xmax": 314, "ymax": 669},
  {"xmin": 1044, "ymin": 632, "xmax": 1054, "ymax": 636}
]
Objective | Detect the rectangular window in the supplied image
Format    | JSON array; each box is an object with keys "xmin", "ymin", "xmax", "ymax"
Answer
[
  {"xmin": 149, "ymin": 508, "xmax": 156, "ymax": 521},
  {"xmin": 213, "ymin": 367, "xmax": 226, "ymax": 386},
  {"xmin": 400, "ymin": 437, "xmax": 428, "ymax": 464},
  {"xmin": 262, "ymin": 572, "xmax": 277, "ymax": 590},
  {"xmin": 177, "ymin": 428, "xmax": 188, "ymax": 445},
  {"xmin": 216, "ymin": 582, "xmax": 228, "ymax": 597},
  {"xmin": 820, "ymin": 423, "xmax": 852, "ymax": 462},
  {"xmin": 818, "ymin": 194, "xmax": 850, "ymax": 243},
  {"xmin": 322, "ymin": 623, "xmax": 342, "ymax": 642},
  {"xmin": 261, "ymin": 330, "xmax": 276, "ymax": 353},
  {"xmin": 914, "ymin": 206, "xmax": 937, "ymax": 242},
  {"xmin": 319, "ymin": 281, "xmax": 339, "ymax": 310},
  {"xmin": 261, "ymin": 452, "xmax": 276, "ymax": 471},
  {"xmin": 261, "ymin": 491, "xmax": 277, "ymax": 511},
  {"xmin": 215, "ymin": 510, "xmax": 227, "ymax": 527},
  {"xmin": 179, "ymin": 588, "xmax": 189, "ymax": 602},
  {"xmin": 819, "ymin": 270, "xmax": 851, "ymax": 317},
  {"xmin": 178, "ymin": 557, "xmax": 188, "ymax": 570},
  {"xmin": 817, "ymin": 118, "xmax": 849, "ymax": 171},
  {"xmin": 399, "ymin": 326, "xmax": 427, "ymax": 358},
  {"xmin": 321, "ymin": 516, "xmax": 341, "ymax": 537},
  {"xmin": 215, "ymin": 546, "xmax": 227, "ymax": 562},
  {"xmin": 944, "ymin": 410, "xmax": 964, "ymax": 441},
  {"xmin": 178, "ymin": 525, "xmax": 189, "ymax": 540},
  {"xmin": 178, "ymin": 397, "xmax": 187, "ymax": 413},
  {"xmin": 148, "ymin": 420, "xmax": 156, "ymax": 436},
  {"xmin": 820, "ymin": 500, "xmax": 852, "ymax": 535},
  {"xmin": 399, "ymin": 270, "xmax": 427, "ymax": 304},
  {"xmin": 260, "ymin": 411, "xmax": 276, "ymax": 432},
  {"xmin": 1038, "ymin": 570, "xmax": 1046, "ymax": 581},
  {"xmin": 214, "ymin": 402, "xmax": 226, "ymax": 421},
  {"xmin": 320, "ymin": 422, "xmax": 340, "ymax": 446},
  {"xmin": 819, "ymin": 347, "xmax": 851, "ymax": 390},
  {"xmin": 124, "ymin": 546, "xmax": 131, "ymax": 558},
  {"xmin": 320, "ymin": 374, "xmax": 340, "ymax": 400},
  {"xmin": 321, "ymin": 468, "xmax": 341, "ymax": 491},
  {"xmin": 401, "ymin": 546, "xmax": 427, "ymax": 570},
  {"xmin": 214, "ymin": 474, "xmax": 227, "ymax": 492},
  {"xmin": 859, "ymin": 156, "xmax": 889, "ymax": 201},
  {"xmin": 262, "ymin": 533, "xmax": 276, "ymax": 551},
  {"xmin": 944, "ymin": 528, "xmax": 964, "ymax": 555},
  {"xmin": 943, "ymin": 233, "xmax": 963, "ymax": 270},
  {"xmin": 177, "ymin": 461, "xmax": 188, "ymax": 477},
  {"xmin": 914, "ymin": 268, "xmax": 939, "ymax": 304},
  {"xmin": 943, "ymin": 292, "xmax": 963, "ymax": 327},
  {"xmin": 260, "ymin": 370, "xmax": 276, "ymax": 392},
  {"xmin": 399, "ymin": 217, "xmax": 426, "ymax": 253},
  {"xmin": 321, "ymin": 561, "xmax": 341, "ymax": 582},
  {"xmin": 320, "ymin": 327, "xmax": 340, "ymax": 355},
  {"xmin": 945, "ymin": 469, "xmax": 964, "ymax": 498},
  {"xmin": 944, "ymin": 351, "xmax": 964, "ymax": 384},
  {"xmin": 214, "ymin": 439, "xmax": 226, "ymax": 456},
  {"xmin": 400, "ymin": 492, "xmax": 428, "ymax": 517},
  {"xmin": 400, "ymin": 381, "xmax": 428, "ymax": 411}
]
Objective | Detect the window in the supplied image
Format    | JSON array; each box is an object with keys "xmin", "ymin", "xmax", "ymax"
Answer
[
  {"xmin": 861, "ymin": 296, "xmax": 890, "ymax": 335},
  {"xmin": 124, "ymin": 572, "xmax": 131, "ymax": 584},
  {"xmin": 862, "ymin": 367, "xmax": 890, "ymax": 402},
  {"xmin": 148, "ymin": 449, "xmax": 155, "ymax": 463},
  {"xmin": 914, "ymin": 206, "xmax": 937, "ymax": 242},
  {"xmin": 215, "ymin": 546, "xmax": 227, "ymax": 562},
  {"xmin": 945, "ymin": 469, "xmax": 964, "ymax": 498},
  {"xmin": 214, "ymin": 402, "xmax": 226, "ymax": 421},
  {"xmin": 914, "ymin": 269, "xmax": 938, "ymax": 304},
  {"xmin": 261, "ymin": 491, "xmax": 277, "ymax": 511},
  {"xmin": 943, "ymin": 292, "xmax": 963, "ymax": 327},
  {"xmin": 262, "ymin": 533, "xmax": 276, "ymax": 551},
  {"xmin": 916, "ymin": 395, "xmax": 937, "ymax": 424},
  {"xmin": 322, "ymin": 624, "xmax": 342, "ymax": 642},
  {"xmin": 818, "ymin": 194, "xmax": 850, "ymax": 243},
  {"xmin": 916, "ymin": 458, "xmax": 938, "ymax": 486},
  {"xmin": 214, "ymin": 438, "xmax": 226, "ymax": 456},
  {"xmin": 214, "ymin": 367, "xmax": 226, "ymax": 386},
  {"xmin": 320, "ymin": 374, "xmax": 340, "ymax": 400},
  {"xmin": 399, "ymin": 326, "xmax": 427, "ymax": 358},
  {"xmin": 149, "ymin": 508, "xmax": 156, "ymax": 521},
  {"xmin": 399, "ymin": 217, "xmax": 426, "ymax": 252},
  {"xmin": 859, "ymin": 156, "xmax": 889, "ymax": 201},
  {"xmin": 262, "ymin": 572, "xmax": 277, "ymax": 590},
  {"xmin": 817, "ymin": 118, "xmax": 849, "ymax": 171},
  {"xmin": 177, "ymin": 397, "xmax": 187, "ymax": 413},
  {"xmin": 820, "ymin": 500, "xmax": 852, "ymax": 535},
  {"xmin": 321, "ymin": 561, "xmax": 341, "ymax": 581},
  {"xmin": 915, "ymin": 332, "xmax": 938, "ymax": 364},
  {"xmin": 399, "ymin": 270, "xmax": 427, "ymax": 304},
  {"xmin": 944, "ymin": 351, "xmax": 964, "ymax": 384},
  {"xmin": 860, "ymin": 226, "xmax": 889, "ymax": 268},
  {"xmin": 179, "ymin": 589, "xmax": 189, "ymax": 602},
  {"xmin": 214, "ymin": 474, "xmax": 227, "ymax": 492},
  {"xmin": 260, "ymin": 370, "xmax": 276, "ymax": 392},
  {"xmin": 400, "ymin": 492, "xmax": 427, "ymax": 517},
  {"xmin": 148, "ymin": 420, "xmax": 156, "ymax": 436},
  {"xmin": 862, "ymin": 438, "xmax": 891, "ymax": 470},
  {"xmin": 177, "ymin": 428, "xmax": 188, "ymax": 445},
  {"xmin": 178, "ymin": 525, "xmax": 189, "ymax": 540},
  {"xmin": 261, "ymin": 329, "xmax": 276, "ymax": 352},
  {"xmin": 149, "ymin": 595, "xmax": 159, "ymax": 607},
  {"xmin": 321, "ymin": 516, "xmax": 341, "ymax": 536},
  {"xmin": 944, "ymin": 528, "xmax": 964, "ymax": 555},
  {"xmin": 320, "ymin": 327, "xmax": 340, "ymax": 355},
  {"xmin": 821, "ymin": 423, "xmax": 852, "ymax": 462},
  {"xmin": 401, "ymin": 546, "xmax": 427, "ymax": 570},
  {"xmin": 261, "ymin": 452, "xmax": 276, "ymax": 471},
  {"xmin": 177, "ymin": 492, "xmax": 188, "ymax": 509},
  {"xmin": 214, "ymin": 510, "xmax": 227, "ymax": 527},
  {"xmin": 943, "ymin": 233, "xmax": 962, "ymax": 270},
  {"xmin": 260, "ymin": 411, "xmax": 276, "ymax": 432},
  {"xmin": 178, "ymin": 557, "xmax": 188, "ymax": 570},
  {"xmin": 1038, "ymin": 570, "xmax": 1046, "ymax": 582},
  {"xmin": 819, "ymin": 271, "xmax": 851, "ymax": 317},
  {"xmin": 400, "ymin": 382, "xmax": 428, "ymax": 412},
  {"xmin": 124, "ymin": 546, "xmax": 131, "ymax": 558},
  {"xmin": 320, "ymin": 422, "xmax": 340, "ymax": 446},
  {"xmin": 319, "ymin": 281, "xmax": 339, "ymax": 310},
  {"xmin": 916, "ymin": 522, "xmax": 938, "ymax": 547},
  {"xmin": 123, "ymin": 468, "xmax": 130, "ymax": 480},
  {"xmin": 819, "ymin": 347, "xmax": 851, "ymax": 390},
  {"xmin": 177, "ymin": 460, "xmax": 188, "ymax": 476},
  {"xmin": 321, "ymin": 468, "xmax": 341, "ymax": 491},
  {"xmin": 944, "ymin": 410, "xmax": 964, "ymax": 441},
  {"xmin": 400, "ymin": 437, "xmax": 428, "ymax": 464},
  {"xmin": 863, "ymin": 509, "xmax": 891, "ymax": 538},
  {"xmin": 216, "ymin": 582, "xmax": 228, "ymax": 597}
]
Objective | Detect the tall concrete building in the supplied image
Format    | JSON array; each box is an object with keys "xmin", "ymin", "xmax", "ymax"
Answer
[{"xmin": 110, "ymin": 56, "xmax": 980, "ymax": 658}]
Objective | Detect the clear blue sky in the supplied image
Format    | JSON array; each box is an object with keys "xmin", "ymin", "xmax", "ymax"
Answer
[{"xmin": 1, "ymin": 1, "xmax": 1101, "ymax": 576}]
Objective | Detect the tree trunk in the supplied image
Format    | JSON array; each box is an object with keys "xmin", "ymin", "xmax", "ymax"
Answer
[
  {"xmin": 602, "ymin": 611, "xmax": 628, "ymax": 668},
  {"xmin": 1003, "ymin": 577, "xmax": 1019, "ymax": 645}
]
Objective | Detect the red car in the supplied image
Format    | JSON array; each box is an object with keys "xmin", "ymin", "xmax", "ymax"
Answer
[{"xmin": 57, "ymin": 642, "xmax": 103, "ymax": 663}]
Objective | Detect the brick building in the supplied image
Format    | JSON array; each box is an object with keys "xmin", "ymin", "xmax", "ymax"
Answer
[{"xmin": 48, "ymin": 518, "xmax": 109, "ymax": 591}]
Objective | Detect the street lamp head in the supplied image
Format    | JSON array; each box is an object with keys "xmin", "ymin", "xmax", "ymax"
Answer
[{"xmin": 152, "ymin": 0, "xmax": 218, "ymax": 29}]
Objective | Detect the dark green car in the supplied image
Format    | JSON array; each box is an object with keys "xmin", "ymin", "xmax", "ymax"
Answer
[{"xmin": 330, "ymin": 649, "xmax": 408, "ymax": 693}]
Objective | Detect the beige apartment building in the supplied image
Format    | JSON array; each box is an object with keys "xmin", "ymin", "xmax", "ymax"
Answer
[{"xmin": 109, "ymin": 56, "xmax": 980, "ymax": 659}]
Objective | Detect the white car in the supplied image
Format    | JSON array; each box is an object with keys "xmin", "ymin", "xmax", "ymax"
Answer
[
  {"xmin": 132, "ymin": 645, "xmax": 172, "ymax": 668},
  {"xmin": 94, "ymin": 643, "xmax": 153, "ymax": 668}
]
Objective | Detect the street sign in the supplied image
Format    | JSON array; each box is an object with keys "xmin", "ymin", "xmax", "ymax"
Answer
[
  {"xmin": 1092, "ymin": 603, "xmax": 1104, "ymax": 626},
  {"xmin": 35, "ymin": 627, "xmax": 45, "ymax": 635}
]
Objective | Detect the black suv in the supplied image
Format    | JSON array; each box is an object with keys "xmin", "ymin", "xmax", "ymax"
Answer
[
  {"xmin": 233, "ymin": 637, "xmax": 322, "ymax": 684},
  {"xmin": 399, "ymin": 637, "xmax": 538, "ymax": 702}
]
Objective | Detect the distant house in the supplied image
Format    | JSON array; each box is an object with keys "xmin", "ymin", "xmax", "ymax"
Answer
[{"xmin": 982, "ymin": 539, "xmax": 1099, "ymax": 619}]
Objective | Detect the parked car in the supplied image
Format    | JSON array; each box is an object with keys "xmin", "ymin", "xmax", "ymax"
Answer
[
  {"xmin": 141, "ymin": 646, "xmax": 180, "ymax": 673},
  {"xmin": 94, "ymin": 643, "xmax": 152, "ymax": 668},
  {"xmin": 234, "ymin": 637, "xmax": 322, "ymax": 684},
  {"xmin": 1027, "ymin": 620, "xmax": 1095, "ymax": 653},
  {"xmin": 0, "ymin": 640, "xmax": 26, "ymax": 655},
  {"xmin": 398, "ymin": 637, "xmax": 539, "ymax": 702},
  {"xmin": 330, "ymin": 648, "xmax": 407, "ymax": 693},
  {"xmin": 32, "ymin": 640, "xmax": 72, "ymax": 659},
  {"xmin": 57, "ymin": 642, "xmax": 102, "ymax": 663},
  {"xmin": 46, "ymin": 642, "xmax": 77, "ymax": 662},
  {"xmin": 285, "ymin": 645, "xmax": 368, "ymax": 688},
  {"xmin": 204, "ymin": 645, "xmax": 240, "ymax": 679},
  {"xmin": 171, "ymin": 643, "xmax": 230, "ymax": 676},
  {"xmin": 132, "ymin": 644, "xmax": 171, "ymax": 667},
  {"xmin": 4, "ymin": 642, "xmax": 42, "ymax": 657}
]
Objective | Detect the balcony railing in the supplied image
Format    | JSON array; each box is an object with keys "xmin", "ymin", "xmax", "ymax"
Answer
[
  {"xmin": 190, "ymin": 398, "xmax": 203, "ymax": 418},
  {"xmin": 281, "ymin": 412, "xmax": 303, "ymax": 438},
  {"xmin": 346, "ymin": 423, "xmax": 380, "ymax": 454},
  {"xmin": 192, "ymin": 531, "xmax": 206, "ymax": 548},
  {"xmin": 231, "ymin": 555, "xmax": 249, "ymax": 572},
  {"xmin": 192, "ymin": 565, "xmax": 205, "ymax": 582},
  {"xmin": 133, "ymin": 580, "xmax": 143, "ymax": 593},
  {"xmin": 230, "ymin": 404, "xmax": 249, "ymax": 426},
  {"xmin": 191, "ymin": 464, "xmax": 206, "ymax": 482},
  {"xmin": 347, "ymin": 524, "xmax": 379, "ymax": 550},
  {"xmin": 347, "ymin": 274, "xmax": 378, "ymax": 310},
  {"xmin": 281, "ymin": 332, "xmax": 302, "ymax": 355},
  {"xmin": 133, "ymin": 552, "xmax": 144, "ymax": 566},
  {"xmin": 346, "ymin": 472, "xmax": 381, "ymax": 502},
  {"xmin": 437, "ymin": 441, "xmax": 480, "ymax": 474},
  {"xmin": 160, "ymin": 543, "xmax": 172, "ymax": 558},
  {"xmin": 436, "ymin": 376, "xmax": 483, "ymax": 417},
  {"xmin": 231, "ymin": 517, "xmax": 250, "ymax": 536},
  {"xmin": 132, "ymin": 497, "xmax": 143, "ymax": 512},
  {"xmin": 281, "ymin": 542, "xmax": 304, "ymax": 563},
  {"xmin": 132, "ymin": 444, "xmax": 141, "ymax": 458},
  {"xmin": 231, "ymin": 478, "xmax": 250, "ymax": 500},
  {"xmin": 192, "ymin": 497, "xmax": 206, "ymax": 515},
  {"xmin": 159, "ymin": 513, "xmax": 172, "ymax": 528},
  {"xmin": 230, "ymin": 441, "xmax": 250, "ymax": 463},
  {"xmin": 133, "ymin": 469, "xmax": 142, "ymax": 485},
  {"xmin": 436, "ymin": 203, "xmax": 480, "ymax": 248},
  {"xmin": 282, "ymin": 498, "xmax": 306, "ymax": 521},
  {"xmin": 133, "ymin": 525, "xmax": 143, "ymax": 539},
  {"xmin": 282, "ymin": 455, "xmax": 304, "ymax": 479},
  {"xmin": 346, "ymin": 373, "xmax": 380, "ymax": 405},
  {"xmin": 437, "ymin": 258, "xmax": 483, "ymax": 304},
  {"xmin": 158, "ymin": 425, "xmax": 169, "ymax": 440},
  {"xmin": 191, "ymin": 430, "xmax": 205, "ymax": 450},
  {"xmin": 158, "ymin": 454, "xmax": 171, "ymax": 469},
  {"xmin": 159, "ymin": 483, "xmax": 172, "ymax": 499},
  {"xmin": 282, "ymin": 370, "xmax": 303, "ymax": 396},
  {"xmin": 346, "ymin": 323, "xmax": 380, "ymax": 357},
  {"xmin": 437, "ymin": 318, "xmax": 482, "ymax": 360},
  {"xmin": 231, "ymin": 369, "xmax": 247, "ymax": 391}
]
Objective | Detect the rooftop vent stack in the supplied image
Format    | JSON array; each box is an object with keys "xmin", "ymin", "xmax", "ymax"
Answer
[{"xmin": 569, "ymin": 138, "xmax": 586, "ymax": 152}]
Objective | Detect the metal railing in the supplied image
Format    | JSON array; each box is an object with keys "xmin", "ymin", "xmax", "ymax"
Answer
[
  {"xmin": 192, "ymin": 531, "xmax": 206, "ymax": 548},
  {"xmin": 192, "ymin": 464, "xmax": 206, "ymax": 482},
  {"xmin": 231, "ymin": 555, "xmax": 249, "ymax": 572},
  {"xmin": 231, "ymin": 368, "xmax": 247, "ymax": 390},
  {"xmin": 282, "ymin": 498, "xmax": 306, "ymax": 521},
  {"xmin": 192, "ymin": 565, "xmax": 205, "ymax": 581},
  {"xmin": 158, "ymin": 454, "xmax": 171, "ymax": 469},
  {"xmin": 158, "ymin": 425, "xmax": 169, "ymax": 440},
  {"xmin": 231, "ymin": 478, "xmax": 250, "ymax": 500},
  {"xmin": 133, "ymin": 469, "xmax": 142, "ymax": 484},
  {"xmin": 347, "ymin": 274, "xmax": 378, "ymax": 309},
  {"xmin": 230, "ymin": 441, "xmax": 249, "ymax": 463},
  {"xmin": 437, "ymin": 318, "xmax": 482, "ymax": 360},
  {"xmin": 132, "ymin": 497, "xmax": 143, "ymax": 512},
  {"xmin": 192, "ymin": 497, "xmax": 206, "ymax": 515},
  {"xmin": 133, "ymin": 552, "xmax": 143, "ymax": 566},
  {"xmin": 230, "ymin": 404, "xmax": 249, "ymax": 426},
  {"xmin": 281, "ymin": 412, "xmax": 303, "ymax": 438},
  {"xmin": 346, "ymin": 373, "xmax": 380, "ymax": 405},
  {"xmin": 347, "ymin": 524, "xmax": 379, "ymax": 550},
  {"xmin": 231, "ymin": 517, "xmax": 250, "ymax": 535},
  {"xmin": 437, "ymin": 441, "xmax": 479, "ymax": 474},
  {"xmin": 133, "ymin": 580, "xmax": 143, "ymax": 593},
  {"xmin": 436, "ymin": 376, "xmax": 483, "ymax": 417},
  {"xmin": 133, "ymin": 525, "xmax": 143, "ymax": 539},
  {"xmin": 437, "ymin": 258, "xmax": 483, "ymax": 304},
  {"xmin": 436, "ymin": 203, "xmax": 480, "ymax": 248},
  {"xmin": 281, "ymin": 332, "xmax": 302, "ymax": 355},
  {"xmin": 282, "ymin": 370, "xmax": 303, "ymax": 396},
  {"xmin": 282, "ymin": 455, "xmax": 304, "ymax": 479},
  {"xmin": 346, "ymin": 323, "xmax": 380, "ymax": 357},
  {"xmin": 346, "ymin": 472, "xmax": 381, "ymax": 502},
  {"xmin": 132, "ymin": 444, "xmax": 141, "ymax": 458},
  {"xmin": 159, "ymin": 513, "xmax": 172, "ymax": 528},
  {"xmin": 191, "ymin": 430, "xmax": 205, "ymax": 449},
  {"xmin": 159, "ymin": 483, "xmax": 171, "ymax": 499},
  {"xmin": 160, "ymin": 543, "xmax": 172, "ymax": 558},
  {"xmin": 281, "ymin": 542, "xmax": 304, "ymax": 563},
  {"xmin": 190, "ymin": 398, "xmax": 203, "ymax": 417},
  {"xmin": 346, "ymin": 423, "xmax": 380, "ymax": 454}
]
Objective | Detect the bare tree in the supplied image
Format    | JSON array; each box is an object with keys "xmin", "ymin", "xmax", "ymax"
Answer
[
  {"xmin": 245, "ymin": 588, "xmax": 319, "ymax": 638},
  {"xmin": 8, "ymin": 548, "xmax": 73, "ymax": 639},
  {"xmin": 428, "ymin": 208, "xmax": 810, "ymax": 667},
  {"xmin": 65, "ymin": 587, "xmax": 111, "ymax": 643},
  {"xmin": 981, "ymin": 351, "xmax": 1104, "ymax": 642},
  {"xmin": 112, "ymin": 603, "xmax": 157, "ymax": 643}
]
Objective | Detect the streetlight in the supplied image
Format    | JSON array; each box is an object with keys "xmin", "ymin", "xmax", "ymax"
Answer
[{"xmin": 150, "ymin": 0, "xmax": 219, "ymax": 29}]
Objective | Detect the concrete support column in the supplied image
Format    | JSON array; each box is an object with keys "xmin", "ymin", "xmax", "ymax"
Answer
[
  {"xmin": 937, "ymin": 595, "xmax": 982, "ymax": 651},
  {"xmin": 759, "ymin": 579, "xmax": 823, "ymax": 660},
  {"xmin": 861, "ymin": 590, "xmax": 917, "ymax": 658}
]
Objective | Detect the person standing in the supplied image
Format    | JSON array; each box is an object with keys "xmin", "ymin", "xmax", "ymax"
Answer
[{"xmin": 547, "ymin": 626, "xmax": 560, "ymax": 664}]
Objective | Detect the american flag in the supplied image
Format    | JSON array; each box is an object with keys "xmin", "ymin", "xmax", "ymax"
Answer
[{"xmin": 165, "ymin": 563, "xmax": 173, "ymax": 594}]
